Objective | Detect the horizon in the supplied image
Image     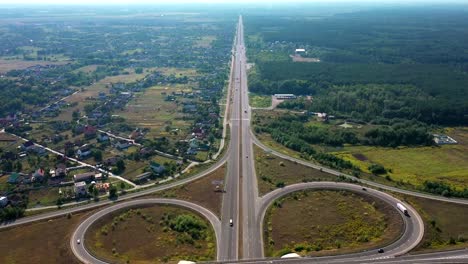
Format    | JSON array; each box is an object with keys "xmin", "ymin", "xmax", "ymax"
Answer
[{"xmin": 1, "ymin": 0, "xmax": 468, "ymax": 6}]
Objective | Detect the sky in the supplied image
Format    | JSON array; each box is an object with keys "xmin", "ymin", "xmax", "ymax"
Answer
[{"xmin": 1, "ymin": 0, "xmax": 467, "ymax": 5}]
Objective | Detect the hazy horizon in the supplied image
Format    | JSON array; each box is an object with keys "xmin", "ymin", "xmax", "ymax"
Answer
[{"xmin": 1, "ymin": 0, "xmax": 468, "ymax": 6}]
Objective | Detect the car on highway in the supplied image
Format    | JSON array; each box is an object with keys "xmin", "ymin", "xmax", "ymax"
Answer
[
  {"xmin": 77, "ymin": 239, "xmax": 81, "ymax": 244},
  {"xmin": 244, "ymin": 110, "xmax": 247, "ymax": 113},
  {"xmin": 378, "ymin": 248, "xmax": 384, "ymax": 253},
  {"xmin": 229, "ymin": 219, "xmax": 233, "ymax": 226}
]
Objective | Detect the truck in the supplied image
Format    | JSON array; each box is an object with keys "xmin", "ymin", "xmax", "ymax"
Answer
[{"xmin": 397, "ymin": 203, "xmax": 409, "ymax": 216}]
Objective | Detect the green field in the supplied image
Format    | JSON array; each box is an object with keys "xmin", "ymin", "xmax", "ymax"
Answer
[{"xmin": 333, "ymin": 128, "xmax": 468, "ymax": 190}]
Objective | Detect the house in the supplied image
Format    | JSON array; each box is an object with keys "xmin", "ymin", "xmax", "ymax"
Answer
[
  {"xmin": 133, "ymin": 172, "xmax": 152, "ymax": 182},
  {"xmin": 98, "ymin": 92, "xmax": 107, "ymax": 100},
  {"xmin": 104, "ymin": 157, "xmax": 119, "ymax": 166},
  {"xmin": 84, "ymin": 125, "xmax": 97, "ymax": 138},
  {"xmin": 115, "ymin": 140, "xmax": 131, "ymax": 150},
  {"xmin": 97, "ymin": 133, "xmax": 110, "ymax": 142},
  {"xmin": 95, "ymin": 182, "xmax": 110, "ymax": 193},
  {"xmin": 8, "ymin": 173, "xmax": 20, "ymax": 184},
  {"xmin": 73, "ymin": 172, "xmax": 96, "ymax": 182},
  {"xmin": 150, "ymin": 162, "xmax": 165, "ymax": 175},
  {"xmin": 0, "ymin": 196, "xmax": 8, "ymax": 207},
  {"xmin": 183, "ymin": 104, "xmax": 197, "ymax": 113},
  {"xmin": 74, "ymin": 181, "xmax": 87, "ymax": 196},
  {"xmin": 22, "ymin": 140, "xmax": 35, "ymax": 151},
  {"xmin": 433, "ymin": 134, "xmax": 458, "ymax": 145},
  {"xmin": 32, "ymin": 168, "xmax": 45, "ymax": 182},
  {"xmin": 76, "ymin": 145, "xmax": 92, "ymax": 159},
  {"xmin": 129, "ymin": 130, "xmax": 143, "ymax": 140},
  {"xmin": 54, "ymin": 164, "xmax": 67, "ymax": 177}
]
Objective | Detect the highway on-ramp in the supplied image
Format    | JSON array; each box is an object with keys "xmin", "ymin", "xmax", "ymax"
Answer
[{"xmin": 70, "ymin": 199, "xmax": 222, "ymax": 264}]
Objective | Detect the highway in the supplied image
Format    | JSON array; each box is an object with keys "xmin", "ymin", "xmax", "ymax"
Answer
[
  {"xmin": 70, "ymin": 199, "xmax": 222, "ymax": 264},
  {"xmin": 3, "ymin": 14, "xmax": 468, "ymax": 264}
]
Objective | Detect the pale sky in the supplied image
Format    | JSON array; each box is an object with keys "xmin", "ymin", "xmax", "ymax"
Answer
[{"xmin": 0, "ymin": 0, "xmax": 466, "ymax": 5}]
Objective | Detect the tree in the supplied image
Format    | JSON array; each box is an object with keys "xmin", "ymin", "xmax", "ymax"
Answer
[
  {"xmin": 116, "ymin": 159, "xmax": 125, "ymax": 174},
  {"xmin": 93, "ymin": 150, "xmax": 103, "ymax": 162},
  {"xmin": 109, "ymin": 184, "xmax": 118, "ymax": 199}
]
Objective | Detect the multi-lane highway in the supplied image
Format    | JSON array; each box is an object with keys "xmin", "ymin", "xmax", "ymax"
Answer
[{"xmin": 3, "ymin": 15, "xmax": 468, "ymax": 264}]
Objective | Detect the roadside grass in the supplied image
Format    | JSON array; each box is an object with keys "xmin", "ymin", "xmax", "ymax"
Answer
[
  {"xmin": 264, "ymin": 190, "xmax": 403, "ymax": 257},
  {"xmin": 249, "ymin": 93, "xmax": 272, "ymax": 108},
  {"xmin": 391, "ymin": 194, "xmax": 468, "ymax": 253},
  {"xmin": 254, "ymin": 145, "xmax": 339, "ymax": 196},
  {"xmin": 332, "ymin": 127, "xmax": 468, "ymax": 190},
  {"xmin": 85, "ymin": 205, "xmax": 216, "ymax": 263},
  {"xmin": 27, "ymin": 187, "xmax": 61, "ymax": 208},
  {"xmin": 153, "ymin": 165, "xmax": 226, "ymax": 217},
  {"xmin": 0, "ymin": 210, "xmax": 96, "ymax": 264}
]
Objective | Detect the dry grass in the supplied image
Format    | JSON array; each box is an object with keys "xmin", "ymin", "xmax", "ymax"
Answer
[
  {"xmin": 153, "ymin": 165, "xmax": 226, "ymax": 217},
  {"xmin": 0, "ymin": 59, "xmax": 69, "ymax": 73},
  {"xmin": 0, "ymin": 210, "xmax": 98, "ymax": 264},
  {"xmin": 85, "ymin": 205, "xmax": 216, "ymax": 263},
  {"xmin": 392, "ymin": 194, "xmax": 468, "ymax": 253},
  {"xmin": 265, "ymin": 190, "xmax": 403, "ymax": 257},
  {"xmin": 254, "ymin": 145, "xmax": 339, "ymax": 196}
]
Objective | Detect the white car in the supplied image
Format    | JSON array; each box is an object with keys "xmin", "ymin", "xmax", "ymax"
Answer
[
  {"xmin": 229, "ymin": 219, "xmax": 233, "ymax": 226},
  {"xmin": 76, "ymin": 239, "xmax": 81, "ymax": 244}
]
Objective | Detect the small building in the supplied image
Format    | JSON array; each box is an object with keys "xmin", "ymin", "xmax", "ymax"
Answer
[
  {"xmin": 22, "ymin": 140, "xmax": 35, "ymax": 151},
  {"xmin": 95, "ymin": 182, "xmax": 110, "ymax": 193},
  {"xmin": 8, "ymin": 173, "xmax": 20, "ymax": 184},
  {"xmin": 84, "ymin": 125, "xmax": 97, "ymax": 138},
  {"xmin": 433, "ymin": 134, "xmax": 458, "ymax": 145},
  {"xmin": 74, "ymin": 181, "xmax": 87, "ymax": 196},
  {"xmin": 32, "ymin": 168, "xmax": 45, "ymax": 182},
  {"xmin": 54, "ymin": 164, "xmax": 67, "ymax": 177},
  {"xmin": 274, "ymin": 94, "xmax": 296, "ymax": 100},
  {"xmin": 295, "ymin": 48, "xmax": 306, "ymax": 54},
  {"xmin": 73, "ymin": 172, "xmax": 96, "ymax": 182},
  {"xmin": 133, "ymin": 172, "xmax": 152, "ymax": 182},
  {"xmin": 76, "ymin": 145, "xmax": 92, "ymax": 159},
  {"xmin": 0, "ymin": 196, "xmax": 8, "ymax": 207},
  {"xmin": 115, "ymin": 140, "xmax": 131, "ymax": 150},
  {"xmin": 97, "ymin": 133, "xmax": 110, "ymax": 142},
  {"xmin": 150, "ymin": 162, "xmax": 165, "ymax": 175}
]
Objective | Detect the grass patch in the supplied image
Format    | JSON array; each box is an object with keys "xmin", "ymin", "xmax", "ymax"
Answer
[
  {"xmin": 332, "ymin": 127, "xmax": 468, "ymax": 190},
  {"xmin": 249, "ymin": 93, "xmax": 272, "ymax": 108},
  {"xmin": 0, "ymin": 210, "xmax": 95, "ymax": 264},
  {"xmin": 154, "ymin": 165, "xmax": 226, "ymax": 217},
  {"xmin": 254, "ymin": 145, "xmax": 339, "ymax": 196},
  {"xmin": 392, "ymin": 194, "xmax": 468, "ymax": 253},
  {"xmin": 264, "ymin": 190, "xmax": 403, "ymax": 257},
  {"xmin": 85, "ymin": 205, "xmax": 216, "ymax": 263}
]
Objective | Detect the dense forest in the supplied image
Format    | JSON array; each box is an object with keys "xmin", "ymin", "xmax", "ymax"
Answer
[{"xmin": 246, "ymin": 7, "xmax": 468, "ymax": 126}]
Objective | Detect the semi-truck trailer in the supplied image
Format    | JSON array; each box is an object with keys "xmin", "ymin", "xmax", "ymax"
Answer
[{"xmin": 397, "ymin": 203, "xmax": 409, "ymax": 216}]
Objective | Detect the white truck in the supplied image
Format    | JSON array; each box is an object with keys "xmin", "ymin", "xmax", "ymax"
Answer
[{"xmin": 397, "ymin": 203, "xmax": 409, "ymax": 216}]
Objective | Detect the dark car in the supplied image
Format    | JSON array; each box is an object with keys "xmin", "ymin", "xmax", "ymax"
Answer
[{"xmin": 378, "ymin": 248, "xmax": 384, "ymax": 253}]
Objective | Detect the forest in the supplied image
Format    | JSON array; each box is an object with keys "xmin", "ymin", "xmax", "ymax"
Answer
[{"xmin": 246, "ymin": 7, "xmax": 468, "ymax": 126}]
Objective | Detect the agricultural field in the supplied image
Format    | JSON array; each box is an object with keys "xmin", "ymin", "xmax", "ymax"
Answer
[
  {"xmin": 85, "ymin": 205, "xmax": 216, "ymax": 263},
  {"xmin": 264, "ymin": 190, "xmax": 403, "ymax": 257},
  {"xmin": 0, "ymin": 59, "xmax": 69, "ymax": 73}
]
